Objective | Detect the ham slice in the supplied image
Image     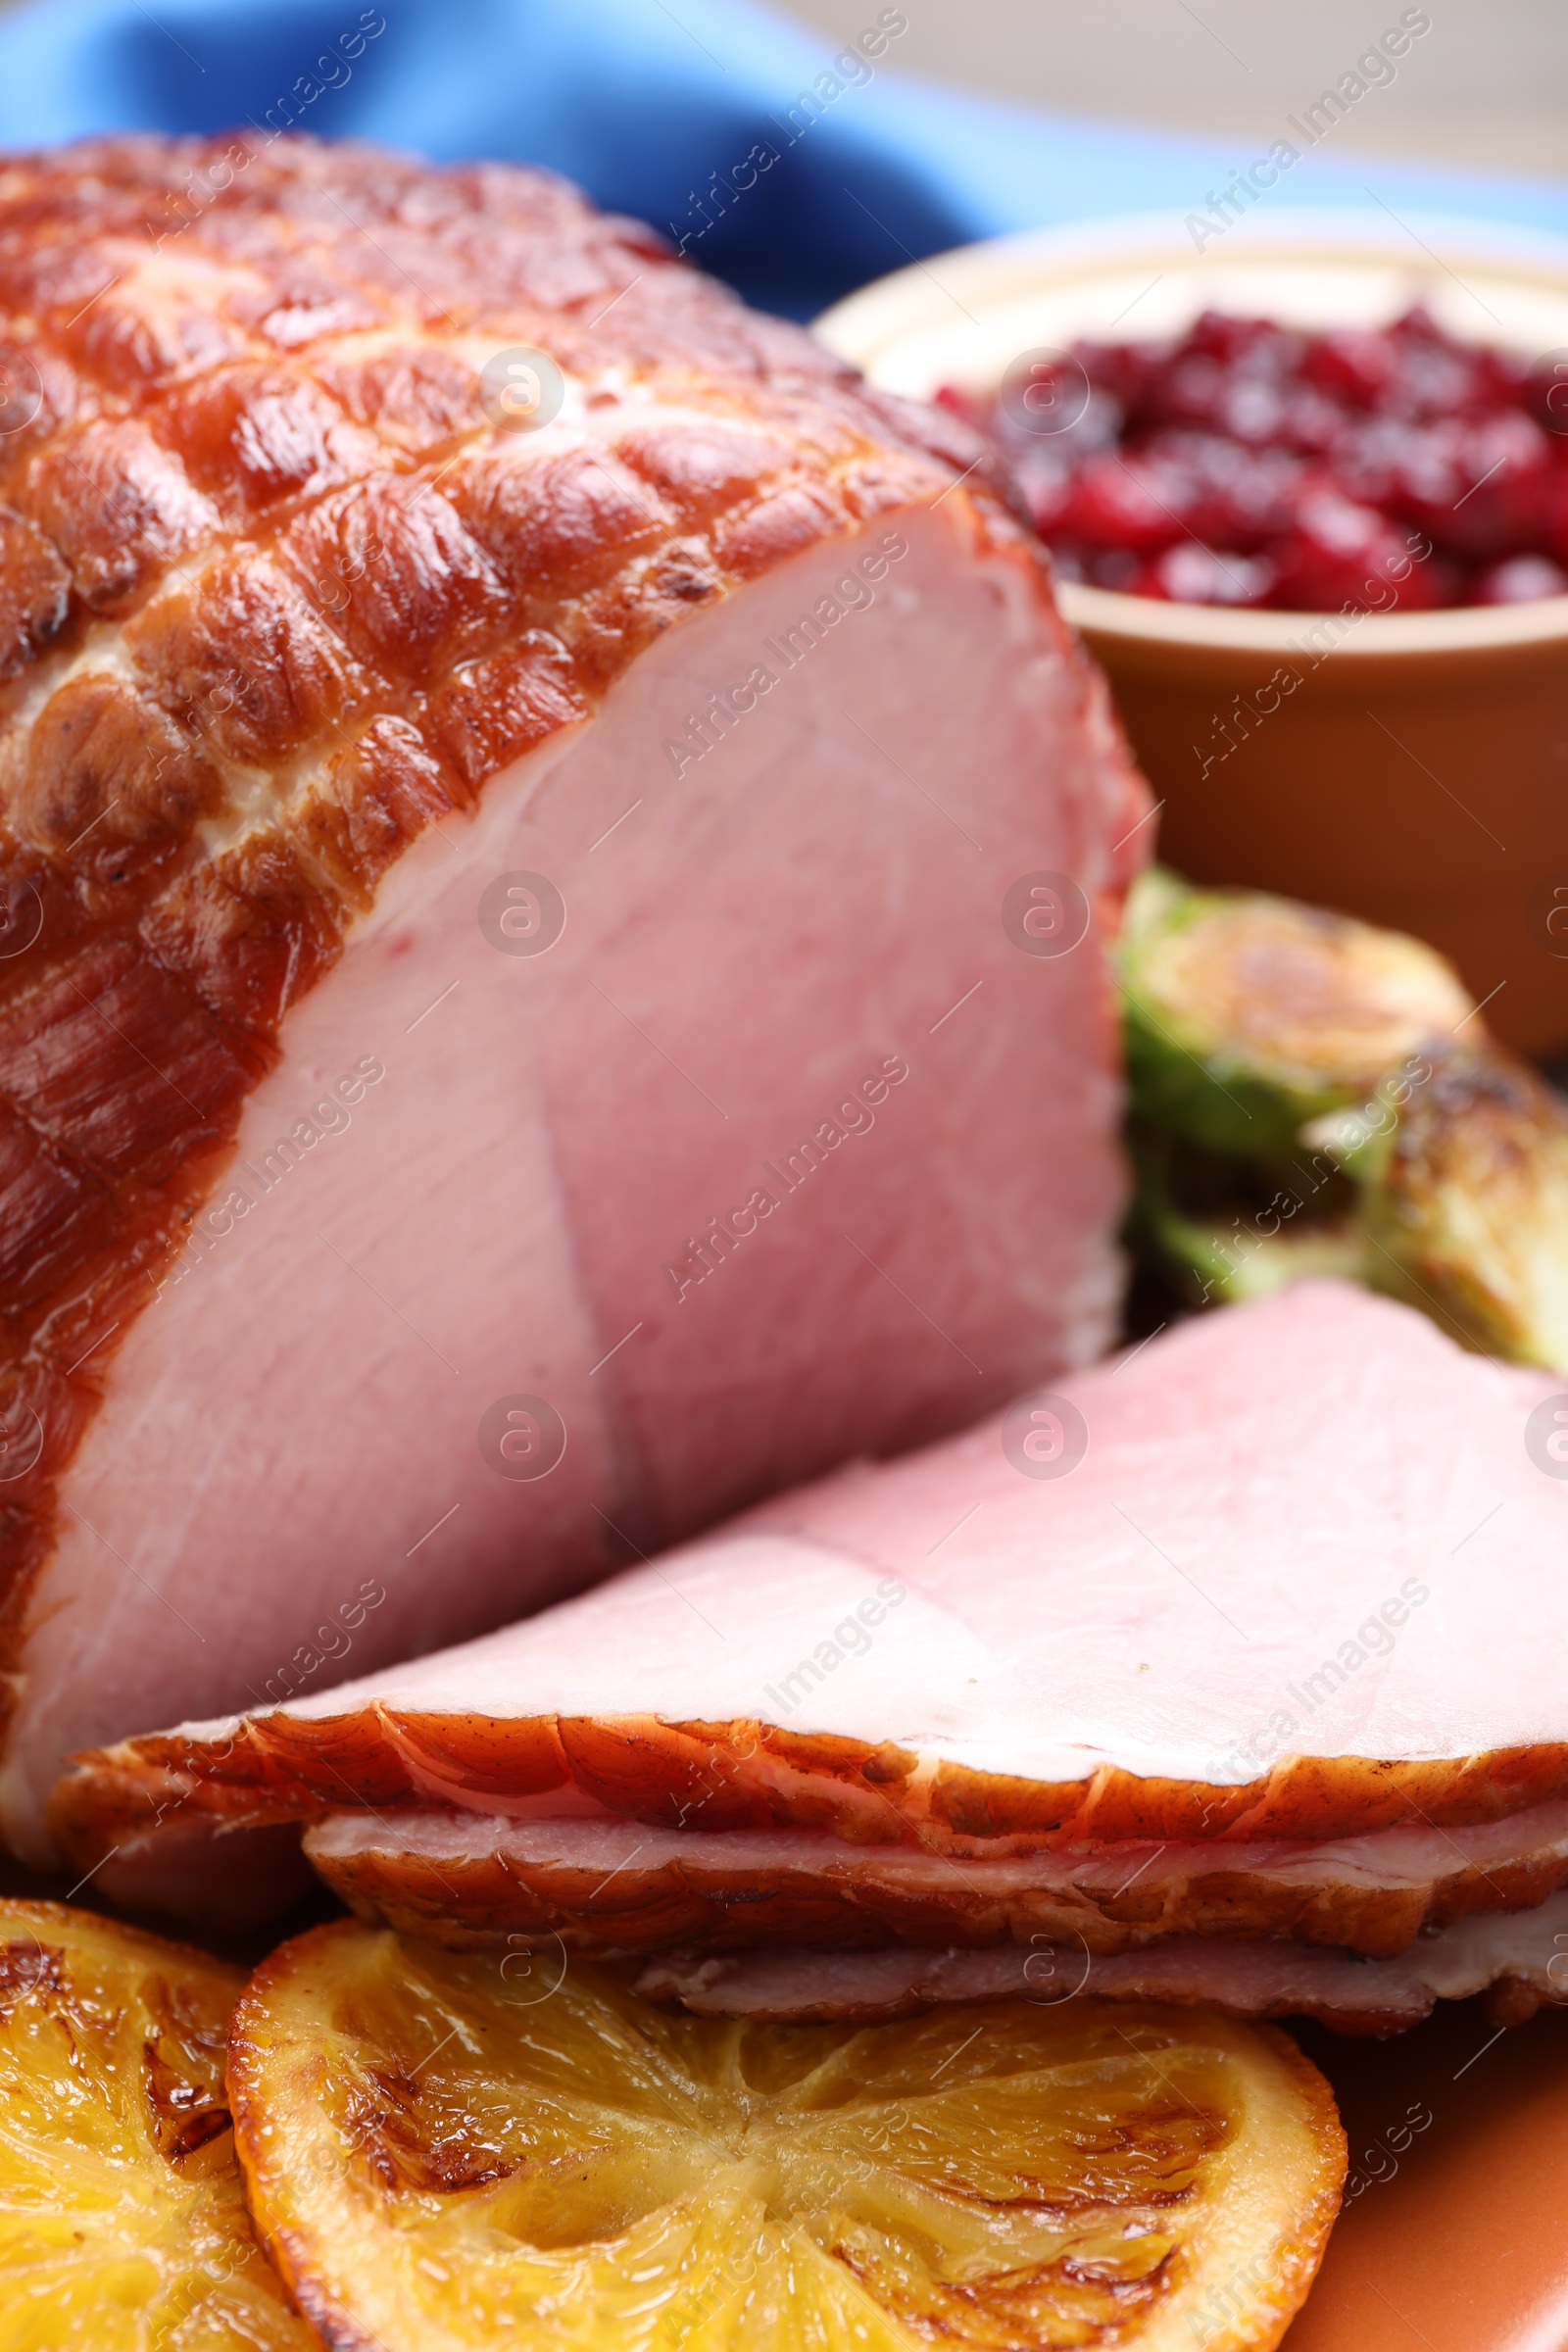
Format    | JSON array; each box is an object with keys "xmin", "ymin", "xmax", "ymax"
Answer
[
  {"xmin": 0, "ymin": 135, "xmax": 1145, "ymax": 1865},
  {"xmin": 633, "ymin": 1892, "xmax": 1568, "ymax": 2033},
  {"xmin": 295, "ymin": 1797, "xmax": 1568, "ymax": 1960},
  {"xmin": 54, "ymin": 1285, "xmax": 1568, "ymax": 2009}
]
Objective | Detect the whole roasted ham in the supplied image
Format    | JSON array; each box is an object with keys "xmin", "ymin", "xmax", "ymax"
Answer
[
  {"xmin": 0, "ymin": 136, "xmax": 1146, "ymax": 1864},
  {"xmin": 57, "ymin": 1280, "xmax": 1568, "ymax": 2030}
]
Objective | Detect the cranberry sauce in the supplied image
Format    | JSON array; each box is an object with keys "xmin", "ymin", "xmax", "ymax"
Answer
[{"xmin": 940, "ymin": 309, "xmax": 1568, "ymax": 611}]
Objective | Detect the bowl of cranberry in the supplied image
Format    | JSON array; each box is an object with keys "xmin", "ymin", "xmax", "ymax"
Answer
[{"xmin": 817, "ymin": 211, "xmax": 1568, "ymax": 1056}]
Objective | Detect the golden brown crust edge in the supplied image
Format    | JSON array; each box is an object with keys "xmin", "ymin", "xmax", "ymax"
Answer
[
  {"xmin": 48, "ymin": 1705, "xmax": 1568, "ymax": 1881},
  {"xmin": 226, "ymin": 1923, "xmax": 386, "ymax": 2352}
]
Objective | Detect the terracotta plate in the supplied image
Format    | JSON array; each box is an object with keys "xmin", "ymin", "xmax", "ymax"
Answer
[{"xmin": 1285, "ymin": 1998, "xmax": 1568, "ymax": 2350}]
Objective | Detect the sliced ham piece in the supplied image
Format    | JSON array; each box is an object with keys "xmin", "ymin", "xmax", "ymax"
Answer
[
  {"xmin": 54, "ymin": 1285, "xmax": 1568, "ymax": 1988},
  {"xmin": 0, "ymin": 135, "xmax": 1146, "ymax": 1866},
  {"xmin": 295, "ymin": 1796, "xmax": 1568, "ymax": 1960},
  {"xmin": 633, "ymin": 1890, "xmax": 1568, "ymax": 2033}
]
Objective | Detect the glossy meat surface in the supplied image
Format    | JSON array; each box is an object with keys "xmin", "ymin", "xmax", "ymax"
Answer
[{"xmin": 0, "ymin": 135, "xmax": 1145, "ymax": 1857}]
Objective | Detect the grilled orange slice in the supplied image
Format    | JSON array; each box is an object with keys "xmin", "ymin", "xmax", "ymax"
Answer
[
  {"xmin": 0, "ymin": 1897, "xmax": 310, "ymax": 2349},
  {"xmin": 230, "ymin": 1921, "xmax": 1345, "ymax": 2352}
]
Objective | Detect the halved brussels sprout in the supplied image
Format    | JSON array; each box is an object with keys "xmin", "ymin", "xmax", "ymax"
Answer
[
  {"xmin": 1323, "ymin": 1041, "xmax": 1568, "ymax": 1373},
  {"xmin": 1118, "ymin": 868, "xmax": 1474, "ymax": 1157},
  {"xmin": 1117, "ymin": 870, "xmax": 1568, "ymax": 1374}
]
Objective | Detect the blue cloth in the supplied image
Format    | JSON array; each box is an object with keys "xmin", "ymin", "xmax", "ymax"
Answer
[{"xmin": 0, "ymin": 0, "xmax": 1561, "ymax": 318}]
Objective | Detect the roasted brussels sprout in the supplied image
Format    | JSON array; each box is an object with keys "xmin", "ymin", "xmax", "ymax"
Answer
[
  {"xmin": 1118, "ymin": 870, "xmax": 1568, "ymax": 1373},
  {"xmin": 1315, "ymin": 1040, "xmax": 1568, "ymax": 1373},
  {"xmin": 1118, "ymin": 867, "xmax": 1474, "ymax": 1157}
]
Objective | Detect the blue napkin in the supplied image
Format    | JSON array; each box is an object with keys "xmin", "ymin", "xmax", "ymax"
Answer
[{"xmin": 0, "ymin": 0, "xmax": 1561, "ymax": 317}]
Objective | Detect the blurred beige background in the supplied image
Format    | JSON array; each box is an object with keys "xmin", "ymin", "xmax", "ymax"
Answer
[{"xmin": 780, "ymin": 0, "xmax": 1566, "ymax": 180}]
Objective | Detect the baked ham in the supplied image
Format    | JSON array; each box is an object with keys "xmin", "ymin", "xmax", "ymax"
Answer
[
  {"xmin": 296, "ymin": 1797, "xmax": 1568, "ymax": 1960},
  {"xmin": 53, "ymin": 1281, "xmax": 1568, "ymax": 2030},
  {"xmin": 0, "ymin": 134, "xmax": 1147, "ymax": 1865},
  {"xmin": 632, "ymin": 1893, "xmax": 1568, "ymax": 2033}
]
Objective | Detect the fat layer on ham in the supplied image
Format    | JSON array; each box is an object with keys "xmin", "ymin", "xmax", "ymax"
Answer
[
  {"xmin": 0, "ymin": 136, "xmax": 1146, "ymax": 1864},
  {"xmin": 55, "ymin": 1285, "xmax": 1568, "ymax": 1997}
]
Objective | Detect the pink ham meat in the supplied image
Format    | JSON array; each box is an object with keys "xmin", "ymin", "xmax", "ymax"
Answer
[
  {"xmin": 0, "ymin": 135, "xmax": 1146, "ymax": 1866},
  {"xmin": 53, "ymin": 1281, "xmax": 1568, "ymax": 2034},
  {"xmin": 295, "ymin": 1797, "xmax": 1568, "ymax": 1960},
  {"xmin": 633, "ymin": 1893, "xmax": 1568, "ymax": 2033}
]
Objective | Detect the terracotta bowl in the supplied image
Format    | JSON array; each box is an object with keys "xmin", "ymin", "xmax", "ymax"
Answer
[{"xmin": 815, "ymin": 212, "xmax": 1568, "ymax": 1056}]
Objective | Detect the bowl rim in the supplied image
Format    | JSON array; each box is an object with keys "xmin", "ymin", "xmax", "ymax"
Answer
[
  {"xmin": 1056, "ymin": 578, "xmax": 1568, "ymax": 655},
  {"xmin": 814, "ymin": 206, "xmax": 1568, "ymax": 656}
]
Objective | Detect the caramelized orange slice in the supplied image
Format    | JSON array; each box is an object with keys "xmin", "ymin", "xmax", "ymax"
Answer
[
  {"xmin": 0, "ymin": 1897, "xmax": 309, "ymax": 2349},
  {"xmin": 230, "ymin": 1921, "xmax": 1345, "ymax": 2351}
]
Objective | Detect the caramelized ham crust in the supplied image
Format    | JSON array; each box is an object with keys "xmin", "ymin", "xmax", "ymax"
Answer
[
  {"xmin": 0, "ymin": 135, "xmax": 1146, "ymax": 1861},
  {"xmin": 53, "ymin": 1286, "xmax": 1568, "ymax": 1948}
]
